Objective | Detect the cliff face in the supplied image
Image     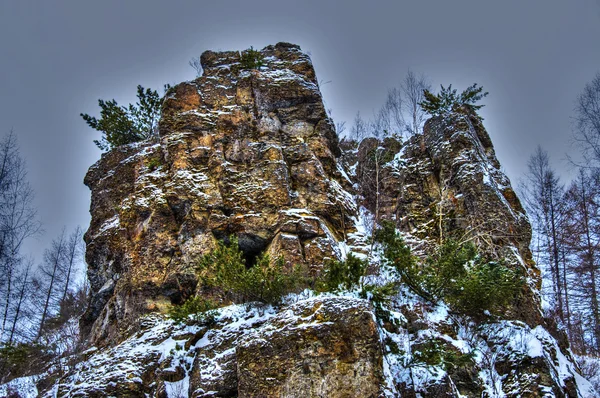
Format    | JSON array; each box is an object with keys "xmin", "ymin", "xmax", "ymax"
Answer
[
  {"xmin": 81, "ymin": 42, "xmax": 357, "ymax": 345},
  {"xmin": 50, "ymin": 43, "xmax": 594, "ymax": 397},
  {"xmin": 347, "ymin": 111, "xmax": 543, "ymax": 326}
]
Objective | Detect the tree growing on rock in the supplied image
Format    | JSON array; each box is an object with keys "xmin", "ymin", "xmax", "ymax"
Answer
[
  {"xmin": 399, "ymin": 69, "xmax": 431, "ymax": 136},
  {"xmin": 420, "ymin": 83, "xmax": 488, "ymax": 117},
  {"xmin": 81, "ymin": 85, "xmax": 167, "ymax": 151}
]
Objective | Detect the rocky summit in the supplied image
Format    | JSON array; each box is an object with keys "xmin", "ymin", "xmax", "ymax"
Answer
[{"xmin": 18, "ymin": 43, "xmax": 594, "ymax": 396}]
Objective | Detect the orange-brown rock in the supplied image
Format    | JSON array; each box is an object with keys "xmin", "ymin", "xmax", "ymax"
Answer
[{"xmin": 81, "ymin": 43, "xmax": 356, "ymax": 345}]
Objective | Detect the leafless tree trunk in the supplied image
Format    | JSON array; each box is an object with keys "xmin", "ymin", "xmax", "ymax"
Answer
[
  {"xmin": 564, "ymin": 169, "xmax": 600, "ymax": 353},
  {"xmin": 61, "ymin": 226, "xmax": 83, "ymax": 304},
  {"xmin": 384, "ymin": 87, "xmax": 405, "ymax": 138},
  {"xmin": 521, "ymin": 146, "xmax": 567, "ymax": 321},
  {"xmin": 401, "ymin": 69, "xmax": 431, "ymax": 136},
  {"xmin": 8, "ymin": 258, "xmax": 33, "ymax": 344},
  {"xmin": 189, "ymin": 57, "xmax": 203, "ymax": 77},
  {"xmin": 0, "ymin": 131, "xmax": 41, "ymax": 342},
  {"xmin": 574, "ymin": 72, "xmax": 600, "ymax": 167},
  {"xmin": 351, "ymin": 112, "xmax": 368, "ymax": 141},
  {"xmin": 37, "ymin": 229, "xmax": 67, "ymax": 341}
]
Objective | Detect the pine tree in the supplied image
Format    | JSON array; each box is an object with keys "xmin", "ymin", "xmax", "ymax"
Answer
[
  {"xmin": 81, "ymin": 85, "xmax": 167, "ymax": 151},
  {"xmin": 420, "ymin": 83, "xmax": 488, "ymax": 117}
]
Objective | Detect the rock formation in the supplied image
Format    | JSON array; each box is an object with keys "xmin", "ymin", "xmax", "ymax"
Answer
[
  {"xmin": 347, "ymin": 111, "xmax": 543, "ymax": 326},
  {"xmin": 14, "ymin": 43, "xmax": 593, "ymax": 397},
  {"xmin": 81, "ymin": 42, "xmax": 356, "ymax": 345}
]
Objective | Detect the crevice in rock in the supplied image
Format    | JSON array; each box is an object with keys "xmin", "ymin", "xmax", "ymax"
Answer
[{"xmin": 237, "ymin": 233, "xmax": 269, "ymax": 268}]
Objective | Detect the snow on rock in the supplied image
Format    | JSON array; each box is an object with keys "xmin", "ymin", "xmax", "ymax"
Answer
[
  {"xmin": 39, "ymin": 297, "xmax": 382, "ymax": 398},
  {"xmin": 51, "ymin": 41, "xmax": 594, "ymax": 398},
  {"xmin": 82, "ymin": 42, "xmax": 357, "ymax": 346},
  {"xmin": 0, "ymin": 375, "xmax": 40, "ymax": 398}
]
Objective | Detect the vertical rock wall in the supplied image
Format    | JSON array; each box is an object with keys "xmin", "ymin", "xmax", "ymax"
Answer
[{"xmin": 82, "ymin": 43, "xmax": 356, "ymax": 345}]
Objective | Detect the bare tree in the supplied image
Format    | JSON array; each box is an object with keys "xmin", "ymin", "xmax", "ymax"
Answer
[
  {"xmin": 351, "ymin": 112, "xmax": 368, "ymax": 141},
  {"xmin": 564, "ymin": 169, "xmax": 600, "ymax": 353},
  {"xmin": 521, "ymin": 147, "xmax": 568, "ymax": 323},
  {"xmin": 36, "ymin": 229, "xmax": 67, "ymax": 341},
  {"xmin": 336, "ymin": 120, "xmax": 346, "ymax": 137},
  {"xmin": 401, "ymin": 69, "xmax": 431, "ymax": 136},
  {"xmin": 384, "ymin": 87, "xmax": 406, "ymax": 138},
  {"xmin": 371, "ymin": 107, "xmax": 391, "ymax": 139},
  {"xmin": 0, "ymin": 132, "xmax": 41, "ymax": 342},
  {"xmin": 380, "ymin": 69, "xmax": 431, "ymax": 139},
  {"xmin": 61, "ymin": 226, "xmax": 83, "ymax": 304},
  {"xmin": 189, "ymin": 57, "xmax": 203, "ymax": 77},
  {"xmin": 574, "ymin": 72, "xmax": 600, "ymax": 167},
  {"xmin": 7, "ymin": 258, "xmax": 33, "ymax": 344}
]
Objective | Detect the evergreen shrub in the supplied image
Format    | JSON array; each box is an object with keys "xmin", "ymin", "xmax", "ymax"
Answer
[
  {"xmin": 240, "ymin": 46, "xmax": 264, "ymax": 70},
  {"xmin": 168, "ymin": 297, "xmax": 217, "ymax": 325},
  {"xmin": 196, "ymin": 237, "xmax": 305, "ymax": 304},
  {"xmin": 375, "ymin": 221, "xmax": 524, "ymax": 317},
  {"xmin": 317, "ymin": 253, "xmax": 367, "ymax": 292}
]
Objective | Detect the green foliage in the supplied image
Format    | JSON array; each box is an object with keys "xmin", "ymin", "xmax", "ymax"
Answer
[
  {"xmin": 145, "ymin": 156, "xmax": 162, "ymax": 171},
  {"xmin": 317, "ymin": 253, "xmax": 367, "ymax": 292},
  {"xmin": 376, "ymin": 221, "xmax": 433, "ymax": 301},
  {"xmin": 412, "ymin": 339, "xmax": 475, "ymax": 371},
  {"xmin": 81, "ymin": 84, "xmax": 169, "ymax": 151},
  {"xmin": 446, "ymin": 260, "xmax": 525, "ymax": 316},
  {"xmin": 196, "ymin": 237, "xmax": 305, "ymax": 304},
  {"xmin": 239, "ymin": 46, "xmax": 264, "ymax": 70},
  {"xmin": 419, "ymin": 83, "xmax": 488, "ymax": 117},
  {"xmin": 422, "ymin": 240, "xmax": 477, "ymax": 301},
  {"xmin": 425, "ymin": 241, "xmax": 524, "ymax": 317},
  {"xmin": 384, "ymin": 336, "xmax": 401, "ymax": 355},
  {"xmin": 375, "ymin": 221, "xmax": 524, "ymax": 317},
  {"xmin": 0, "ymin": 343, "xmax": 51, "ymax": 382},
  {"xmin": 412, "ymin": 339, "xmax": 443, "ymax": 367},
  {"xmin": 360, "ymin": 282, "xmax": 397, "ymax": 306},
  {"xmin": 360, "ymin": 282, "xmax": 399, "ymax": 328},
  {"xmin": 168, "ymin": 297, "xmax": 217, "ymax": 325}
]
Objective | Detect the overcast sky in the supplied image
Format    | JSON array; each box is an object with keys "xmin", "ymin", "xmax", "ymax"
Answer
[{"xmin": 1, "ymin": 0, "xmax": 599, "ymax": 261}]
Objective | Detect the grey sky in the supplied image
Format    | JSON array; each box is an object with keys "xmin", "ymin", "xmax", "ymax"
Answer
[{"xmin": 1, "ymin": 0, "xmax": 599, "ymax": 261}]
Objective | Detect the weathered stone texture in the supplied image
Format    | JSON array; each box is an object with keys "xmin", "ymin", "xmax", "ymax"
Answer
[
  {"xmin": 236, "ymin": 298, "xmax": 383, "ymax": 398},
  {"xmin": 64, "ymin": 43, "xmax": 593, "ymax": 398},
  {"xmin": 82, "ymin": 43, "xmax": 356, "ymax": 345}
]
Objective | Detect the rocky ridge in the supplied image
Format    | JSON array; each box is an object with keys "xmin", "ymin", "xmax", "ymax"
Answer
[{"xmin": 6, "ymin": 43, "xmax": 594, "ymax": 397}]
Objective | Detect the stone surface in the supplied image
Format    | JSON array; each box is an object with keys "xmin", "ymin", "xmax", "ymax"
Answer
[
  {"xmin": 56, "ymin": 43, "xmax": 595, "ymax": 398},
  {"xmin": 81, "ymin": 43, "xmax": 356, "ymax": 346},
  {"xmin": 236, "ymin": 297, "xmax": 383, "ymax": 398},
  {"xmin": 46, "ymin": 298, "xmax": 381, "ymax": 398}
]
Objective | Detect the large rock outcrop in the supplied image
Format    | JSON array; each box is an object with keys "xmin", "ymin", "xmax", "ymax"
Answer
[
  {"xmin": 43, "ymin": 43, "xmax": 594, "ymax": 398},
  {"xmin": 51, "ymin": 297, "xmax": 381, "ymax": 398},
  {"xmin": 347, "ymin": 110, "xmax": 543, "ymax": 326},
  {"xmin": 81, "ymin": 43, "xmax": 356, "ymax": 345}
]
